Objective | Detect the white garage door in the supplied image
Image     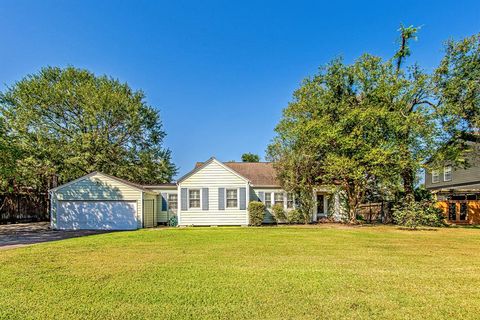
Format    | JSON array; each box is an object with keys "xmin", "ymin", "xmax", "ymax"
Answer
[{"xmin": 57, "ymin": 201, "xmax": 137, "ymax": 230}]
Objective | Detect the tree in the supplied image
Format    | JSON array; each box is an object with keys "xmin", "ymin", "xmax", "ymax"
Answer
[
  {"xmin": 389, "ymin": 25, "xmax": 439, "ymax": 203},
  {"xmin": 241, "ymin": 153, "xmax": 260, "ymax": 162},
  {"xmin": 433, "ymin": 33, "xmax": 480, "ymax": 135},
  {"xmin": 0, "ymin": 66, "xmax": 176, "ymax": 191},
  {"xmin": 0, "ymin": 117, "xmax": 22, "ymax": 193},
  {"xmin": 268, "ymin": 56, "xmax": 401, "ymax": 223}
]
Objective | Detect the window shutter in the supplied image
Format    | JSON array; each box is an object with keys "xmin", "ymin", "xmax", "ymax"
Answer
[
  {"xmin": 258, "ymin": 191, "xmax": 264, "ymax": 202},
  {"xmin": 202, "ymin": 188, "xmax": 209, "ymax": 210},
  {"xmin": 181, "ymin": 188, "xmax": 188, "ymax": 211},
  {"xmin": 161, "ymin": 193, "xmax": 168, "ymax": 211},
  {"xmin": 239, "ymin": 187, "xmax": 246, "ymax": 210},
  {"xmin": 218, "ymin": 188, "xmax": 225, "ymax": 210}
]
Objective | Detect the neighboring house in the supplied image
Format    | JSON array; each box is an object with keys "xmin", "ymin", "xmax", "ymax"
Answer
[
  {"xmin": 425, "ymin": 139, "xmax": 480, "ymax": 224},
  {"xmin": 50, "ymin": 157, "xmax": 338, "ymax": 230}
]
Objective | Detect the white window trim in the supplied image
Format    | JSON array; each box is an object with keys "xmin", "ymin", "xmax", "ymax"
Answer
[
  {"xmin": 188, "ymin": 189, "xmax": 202, "ymax": 209},
  {"xmin": 168, "ymin": 193, "xmax": 178, "ymax": 211},
  {"xmin": 273, "ymin": 192, "xmax": 285, "ymax": 208},
  {"xmin": 260, "ymin": 190, "xmax": 295, "ymax": 210},
  {"xmin": 431, "ymin": 170, "xmax": 440, "ymax": 184},
  {"xmin": 264, "ymin": 192, "xmax": 273, "ymax": 208},
  {"xmin": 444, "ymin": 166, "xmax": 452, "ymax": 182},
  {"xmin": 225, "ymin": 187, "xmax": 240, "ymax": 210}
]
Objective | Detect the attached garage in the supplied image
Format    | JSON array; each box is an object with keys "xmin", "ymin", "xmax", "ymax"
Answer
[{"xmin": 49, "ymin": 172, "xmax": 158, "ymax": 230}]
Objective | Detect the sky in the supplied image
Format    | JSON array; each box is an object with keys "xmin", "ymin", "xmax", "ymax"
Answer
[{"xmin": 1, "ymin": 1, "xmax": 479, "ymax": 178}]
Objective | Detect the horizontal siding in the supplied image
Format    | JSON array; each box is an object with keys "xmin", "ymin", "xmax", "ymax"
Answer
[
  {"xmin": 426, "ymin": 164, "xmax": 480, "ymax": 189},
  {"xmin": 181, "ymin": 161, "xmax": 247, "ymax": 187},
  {"xmin": 179, "ymin": 161, "xmax": 248, "ymax": 225},
  {"xmin": 52, "ymin": 173, "xmax": 143, "ymax": 229},
  {"xmin": 425, "ymin": 150, "xmax": 480, "ymax": 190},
  {"xmin": 147, "ymin": 190, "xmax": 178, "ymax": 223}
]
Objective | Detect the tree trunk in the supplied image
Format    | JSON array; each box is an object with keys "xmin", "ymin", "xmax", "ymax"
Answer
[
  {"xmin": 346, "ymin": 181, "xmax": 360, "ymax": 224},
  {"xmin": 402, "ymin": 167, "xmax": 415, "ymax": 203}
]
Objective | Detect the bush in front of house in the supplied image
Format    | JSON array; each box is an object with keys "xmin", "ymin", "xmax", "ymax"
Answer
[
  {"xmin": 286, "ymin": 209, "xmax": 303, "ymax": 224},
  {"xmin": 167, "ymin": 215, "xmax": 178, "ymax": 227},
  {"xmin": 248, "ymin": 201, "xmax": 266, "ymax": 226},
  {"xmin": 271, "ymin": 204, "xmax": 287, "ymax": 223},
  {"xmin": 393, "ymin": 199, "xmax": 445, "ymax": 229}
]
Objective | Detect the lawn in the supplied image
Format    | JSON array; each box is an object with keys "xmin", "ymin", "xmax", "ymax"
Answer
[{"xmin": 1, "ymin": 226, "xmax": 480, "ymax": 319}]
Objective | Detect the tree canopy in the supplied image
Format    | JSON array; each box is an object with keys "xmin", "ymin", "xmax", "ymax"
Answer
[
  {"xmin": 434, "ymin": 33, "xmax": 480, "ymax": 135},
  {"xmin": 0, "ymin": 66, "xmax": 176, "ymax": 192},
  {"xmin": 241, "ymin": 153, "xmax": 260, "ymax": 162},
  {"xmin": 268, "ymin": 27, "xmax": 451, "ymax": 223}
]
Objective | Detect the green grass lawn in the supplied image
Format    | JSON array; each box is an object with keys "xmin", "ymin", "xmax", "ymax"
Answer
[{"xmin": 1, "ymin": 225, "xmax": 480, "ymax": 319}]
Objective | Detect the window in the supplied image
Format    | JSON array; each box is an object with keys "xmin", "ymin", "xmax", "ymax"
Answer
[
  {"xmin": 189, "ymin": 189, "xmax": 200, "ymax": 208},
  {"xmin": 448, "ymin": 203, "xmax": 456, "ymax": 220},
  {"xmin": 226, "ymin": 189, "xmax": 238, "ymax": 208},
  {"xmin": 444, "ymin": 166, "xmax": 452, "ymax": 181},
  {"xmin": 265, "ymin": 192, "xmax": 272, "ymax": 208},
  {"xmin": 168, "ymin": 194, "xmax": 178, "ymax": 210},
  {"xmin": 287, "ymin": 193, "xmax": 294, "ymax": 209},
  {"xmin": 432, "ymin": 170, "xmax": 440, "ymax": 183},
  {"xmin": 460, "ymin": 203, "xmax": 468, "ymax": 221},
  {"xmin": 274, "ymin": 192, "xmax": 284, "ymax": 207}
]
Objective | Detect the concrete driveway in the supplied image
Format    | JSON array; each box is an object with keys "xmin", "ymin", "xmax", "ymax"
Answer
[{"xmin": 0, "ymin": 222, "xmax": 109, "ymax": 250}]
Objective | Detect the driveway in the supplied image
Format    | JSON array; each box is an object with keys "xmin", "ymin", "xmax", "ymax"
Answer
[{"xmin": 0, "ymin": 222, "xmax": 109, "ymax": 250}]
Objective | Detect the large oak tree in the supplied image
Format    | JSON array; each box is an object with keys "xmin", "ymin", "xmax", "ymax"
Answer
[{"xmin": 0, "ymin": 66, "xmax": 176, "ymax": 192}]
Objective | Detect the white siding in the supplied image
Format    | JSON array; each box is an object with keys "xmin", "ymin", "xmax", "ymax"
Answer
[
  {"xmin": 178, "ymin": 160, "xmax": 249, "ymax": 226},
  {"xmin": 147, "ymin": 188, "xmax": 178, "ymax": 223},
  {"xmin": 51, "ymin": 173, "xmax": 143, "ymax": 229}
]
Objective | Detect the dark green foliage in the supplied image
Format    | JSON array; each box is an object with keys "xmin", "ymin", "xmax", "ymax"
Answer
[
  {"xmin": 0, "ymin": 66, "xmax": 176, "ymax": 192},
  {"xmin": 434, "ymin": 33, "xmax": 480, "ymax": 134},
  {"xmin": 248, "ymin": 201, "xmax": 265, "ymax": 226},
  {"xmin": 167, "ymin": 216, "xmax": 178, "ymax": 227},
  {"xmin": 393, "ymin": 200, "xmax": 445, "ymax": 229},
  {"xmin": 241, "ymin": 153, "xmax": 260, "ymax": 162}
]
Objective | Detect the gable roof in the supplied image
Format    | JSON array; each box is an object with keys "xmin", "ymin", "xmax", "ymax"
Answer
[
  {"xmin": 178, "ymin": 157, "xmax": 250, "ymax": 183},
  {"xmin": 49, "ymin": 171, "xmax": 160, "ymax": 193},
  {"xmin": 192, "ymin": 159, "xmax": 280, "ymax": 187}
]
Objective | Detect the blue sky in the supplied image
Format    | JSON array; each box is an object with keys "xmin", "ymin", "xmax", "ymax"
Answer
[{"xmin": 1, "ymin": 1, "xmax": 479, "ymax": 177}]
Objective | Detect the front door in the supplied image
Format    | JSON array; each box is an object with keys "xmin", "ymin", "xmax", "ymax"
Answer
[{"xmin": 317, "ymin": 194, "xmax": 325, "ymax": 217}]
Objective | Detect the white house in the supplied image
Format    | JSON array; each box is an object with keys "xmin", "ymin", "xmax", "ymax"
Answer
[{"xmin": 49, "ymin": 157, "xmax": 335, "ymax": 230}]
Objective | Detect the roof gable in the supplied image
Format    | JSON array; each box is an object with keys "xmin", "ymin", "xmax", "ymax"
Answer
[
  {"xmin": 178, "ymin": 157, "xmax": 250, "ymax": 183},
  {"xmin": 192, "ymin": 160, "xmax": 280, "ymax": 187},
  {"xmin": 49, "ymin": 172, "xmax": 151, "ymax": 193},
  {"xmin": 223, "ymin": 162, "xmax": 280, "ymax": 187}
]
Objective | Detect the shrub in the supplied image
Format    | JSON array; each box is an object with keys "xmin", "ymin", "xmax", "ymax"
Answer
[
  {"xmin": 271, "ymin": 204, "xmax": 287, "ymax": 223},
  {"xmin": 248, "ymin": 201, "xmax": 266, "ymax": 226},
  {"xmin": 287, "ymin": 209, "xmax": 303, "ymax": 224},
  {"xmin": 167, "ymin": 215, "xmax": 178, "ymax": 227},
  {"xmin": 393, "ymin": 200, "xmax": 444, "ymax": 229}
]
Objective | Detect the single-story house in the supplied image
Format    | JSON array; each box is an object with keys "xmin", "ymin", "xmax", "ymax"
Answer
[{"xmin": 49, "ymin": 157, "xmax": 340, "ymax": 230}]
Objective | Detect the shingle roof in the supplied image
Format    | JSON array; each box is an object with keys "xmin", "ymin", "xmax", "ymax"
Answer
[{"xmin": 195, "ymin": 161, "xmax": 280, "ymax": 187}]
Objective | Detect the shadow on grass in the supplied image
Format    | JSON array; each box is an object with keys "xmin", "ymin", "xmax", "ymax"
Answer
[{"xmin": 396, "ymin": 227, "xmax": 439, "ymax": 231}]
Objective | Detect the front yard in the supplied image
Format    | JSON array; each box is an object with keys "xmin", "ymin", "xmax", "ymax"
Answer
[{"xmin": 1, "ymin": 225, "xmax": 480, "ymax": 319}]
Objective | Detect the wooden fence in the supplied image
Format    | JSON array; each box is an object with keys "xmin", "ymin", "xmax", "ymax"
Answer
[
  {"xmin": 0, "ymin": 193, "xmax": 49, "ymax": 224},
  {"xmin": 357, "ymin": 202, "xmax": 390, "ymax": 223}
]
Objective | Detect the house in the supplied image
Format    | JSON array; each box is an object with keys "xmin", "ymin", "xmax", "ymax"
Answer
[
  {"xmin": 49, "ymin": 157, "xmax": 337, "ymax": 230},
  {"xmin": 425, "ymin": 138, "xmax": 480, "ymax": 224}
]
